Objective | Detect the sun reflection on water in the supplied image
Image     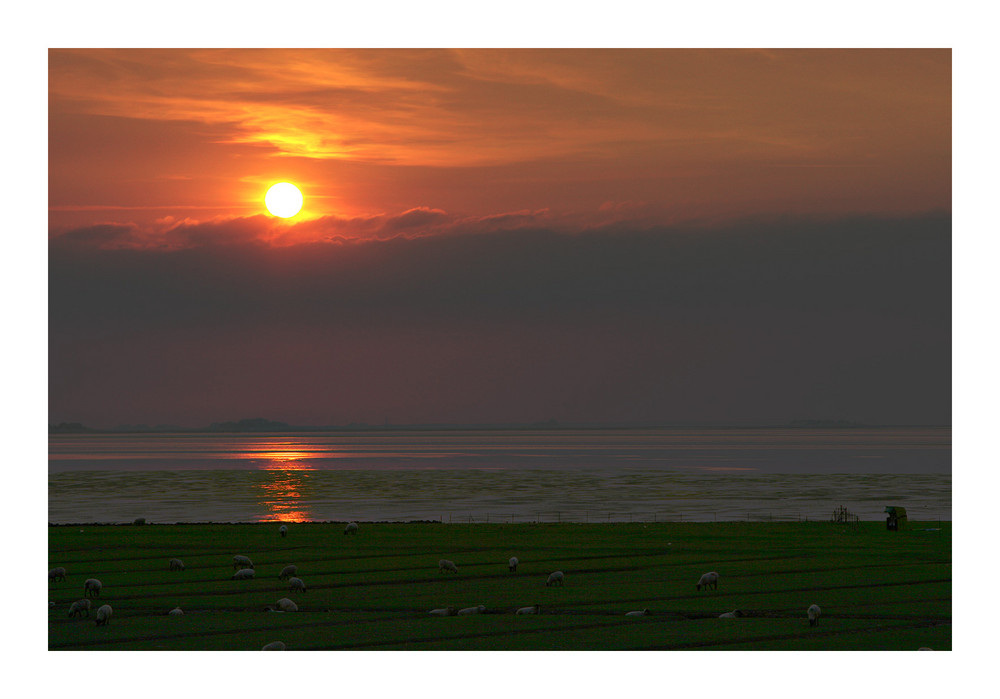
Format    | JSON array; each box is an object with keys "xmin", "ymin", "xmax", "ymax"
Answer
[{"xmin": 253, "ymin": 446, "xmax": 318, "ymax": 522}]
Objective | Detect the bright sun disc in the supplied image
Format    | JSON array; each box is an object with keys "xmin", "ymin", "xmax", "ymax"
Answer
[{"xmin": 265, "ymin": 182, "xmax": 303, "ymax": 218}]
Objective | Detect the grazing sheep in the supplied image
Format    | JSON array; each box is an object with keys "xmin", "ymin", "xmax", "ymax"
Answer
[
  {"xmin": 232, "ymin": 568, "xmax": 256, "ymax": 580},
  {"xmin": 288, "ymin": 577, "xmax": 307, "ymax": 593},
  {"xmin": 95, "ymin": 604, "xmax": 113, "ymax": 626},
  {"xmin": 278, "ymin": 564, "xmax": 298, "ymax": 580},
  {"xmin": 68, "ymin": 599, "xmax": 91, "ymax": 618},
  {"xmin": 625, "ymin": 609, "xmax": 650, "ymax": 617},
  {"xmin": 719, "ymin": 610, "xmax": 743, "ymax": 619},
  {"xmin": 696, "ymin": 571, "xmax": 719, "ymax": 591},
  {"xmin": 169, "ymin": 558, "xmax": 185, "ymax": 571},
  {"xmin": 275, "ymin": 598, "xmax": 298, "ymax": 612},
  {"xmin": 508, "ymin": 556, "xmax": 519, "ymax": 573},
  {"xmin": 233, "ymin": 555, "xmax": 254, "ymax": 570},
  {"xmin": 546, "ymin": 571, "xmax": 564, "ymax": 587},
  {"xmin": 344, "ymin": 522, "xmax": 359, "ymax": 535},
  {"xmin": 428, "ymin": 606, "xmax": 457, "ymax": 616},
  {"xmin": 458, "ymin": 605, "xmax": 487, "ymax": 615},
  {"xmin": 807, "ymin": 604, "xmax": 821, "ymax": 627},
  {"xmin": 168, "ymin": 607, "xmax": 184, "ymax": 616},
  {"xmin": 515, "ymin": 605, "xmax": 540, "ymax": 615},
  {"xmin": 438, "ymin": 559, "xmax": 458, "ymax": 573},
  {"xmin": 261, "ymin": 641, "xmax": 286, "ymax": 651},
  {"xmin": 279, "ymin": 524, "xmax": 288, "ymax": 538},
  {"xmin": 49, "ymin": 567, "xmax": 67, "ymax": 583},
  {"xmin": 84, "ymin": 578, "xmax": 102, "ymax": 597},
  {"xmin": 133, "ymin": 517, "xmax": 146, "ymax": 525}
]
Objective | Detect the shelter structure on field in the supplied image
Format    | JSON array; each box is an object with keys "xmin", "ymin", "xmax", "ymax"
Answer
[{"xmin": 884, "ymin": 506, "xmax": 907, "ymax": 530}]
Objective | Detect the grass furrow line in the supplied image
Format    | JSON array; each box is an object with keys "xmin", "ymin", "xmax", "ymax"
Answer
[{"xmin": 640, "ymin": 619, "xmax": 952, "ymax": 650}]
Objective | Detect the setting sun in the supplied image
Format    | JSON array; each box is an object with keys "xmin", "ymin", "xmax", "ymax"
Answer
[{"xmin": 265, "ymin": 182, "xmax": 303, "ymax": 218}]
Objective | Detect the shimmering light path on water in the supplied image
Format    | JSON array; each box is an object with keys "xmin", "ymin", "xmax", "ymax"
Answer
[{"xmin": 48, "ymin": 429, "xmax": 950, "ymax": 523}]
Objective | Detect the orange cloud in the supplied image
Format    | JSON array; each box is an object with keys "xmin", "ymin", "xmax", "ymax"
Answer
[
  {"xmin": 49, "ymin": 49, "xmax": 951, "ymax": 231},
  {"xmin": 51, "ymin": 49, "xmax": 950, "ymax": 169},
  {"xmin": 50, "ymin": 205, "xmax": 582, "ymax": 250}
]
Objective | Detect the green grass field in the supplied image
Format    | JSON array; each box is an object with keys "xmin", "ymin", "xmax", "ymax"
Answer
[{"xmin": 47, "ymin": 520, "xmax": 951, "ymax": 650}]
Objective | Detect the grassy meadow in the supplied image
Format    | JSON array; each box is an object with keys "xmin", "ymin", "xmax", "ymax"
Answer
[{"xmin": 47, "ymin": 520, "xmax": 951, "ymax": 651}]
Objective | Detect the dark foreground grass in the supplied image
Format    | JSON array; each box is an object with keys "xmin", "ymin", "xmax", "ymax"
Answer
[{"xmin": 48, "ymin": 520, "xmax": 950, "ymax": 650}]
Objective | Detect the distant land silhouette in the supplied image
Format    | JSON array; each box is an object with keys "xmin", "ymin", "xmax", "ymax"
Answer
[{"xmin": 48, "ymin": 417, "xmax": 947, "ymax": 434}]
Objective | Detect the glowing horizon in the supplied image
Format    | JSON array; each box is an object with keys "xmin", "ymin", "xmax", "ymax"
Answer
[
  {"xmin": 49, "ymin": 49, "xmax": 950, "ymax": 234},
  {"xmin": 48, "ymin": 49, "xmax": 951, "ymax": 430}
]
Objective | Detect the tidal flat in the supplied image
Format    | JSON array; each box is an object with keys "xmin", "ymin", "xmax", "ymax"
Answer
[
  {"xmin": 48, "ymin": 520, "xmax": 951, "ymax": 651},
  {"xmin": 48, "ymin": 428, "xmax": 952, "ymax": 524}
]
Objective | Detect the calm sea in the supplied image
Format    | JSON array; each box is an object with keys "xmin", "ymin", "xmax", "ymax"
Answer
[{"xmin": 48, "ymin": 428, "xmax": 951, "ymax": 524}]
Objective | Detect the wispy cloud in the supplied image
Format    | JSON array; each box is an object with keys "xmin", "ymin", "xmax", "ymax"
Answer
[
  {"xmin": 49, "ymin": 206, "xmax": 573, "ymax": 250},
  {"xmin": 50, "ymin": 49, "xmax": 949, "ymax": 169}
]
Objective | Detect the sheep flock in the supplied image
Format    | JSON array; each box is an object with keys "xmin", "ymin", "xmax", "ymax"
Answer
[
  {"xmin": 52, "ymin": 534, "xmax": 825, "ymax": 644},
  {"xmin": 50, "ymin": 519, "xmax": 943, "ymax": 651}
]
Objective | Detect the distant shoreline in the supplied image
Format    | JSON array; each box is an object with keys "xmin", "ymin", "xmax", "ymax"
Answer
[
  {"xmin": 48, "ymin": 422, "xmax": 953, "ymax": 435},
  {"xmin": 48, "ymin": 519, "xmax": 952, "ymax": 526}
]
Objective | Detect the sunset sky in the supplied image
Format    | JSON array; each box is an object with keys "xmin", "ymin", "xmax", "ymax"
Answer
[{"xmin": 48, "ymin": 49, "xmax": 951, "ymax": 429}]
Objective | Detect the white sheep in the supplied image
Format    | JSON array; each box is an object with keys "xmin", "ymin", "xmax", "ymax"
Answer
[
  {"xmin": 458, "ymin": 605, "xmax": 487, "ymax": 615},
  {"xmin": 696, "ymin": 571, "xmax": 719, "ymax": 591},
  {"xmin": 95, "ymin": 604, "xmax": 113, "ymax": 626},
  {"xmin": 232, "ymin": 568, "xmax": 256, "ymax": 580},
  {"xmin": 438, "ymin": 559, "xmax": 458, "ymax": 573},
  {"xmin": 279, "ymin": 524, "xmax": 288, "ymax": 538},
  {"xmin": 68, "ymin": 599, "xmax": 91, "ymax": 618},
  {"xmin": 169, "ymin": 558, "xmax": 185, "ymax": 571},
  {"xmin": 515, "ymin": 605, "xmax": 540, "ymax": 615},
  {"xmin": 49, "ymin": 567, "xmax": 67, "ymax": 582},
  {"xmin": 807, "ymin": 604, "xmax": 821, "ymax": 627},
  {"xmin": 546, "ymin": 571, "xmax": 564, "ymax": 587},
  {"xmin": 428, "ymin": 606, "xmax": 457, "ymax": 616},
  {"xmin": 344, "ymin": 522, "xmax": 359, "ymax": 535},
  {"xmin": 275, "ymin": 598, "xmax": 298, "ymax": 612},
  {"xmin": 84, "ymin": 578, "xmax": 102, "ymax": 597},
  {"xmin": 232, "ymin": 555, "xmax": 254, "ymax": 570},
  {"xmin": 288, "ymin": 577, "xmax": 307, "ymax": 593},
  {"xmin": 278, "ymin": 564, "xmax": 297, "ymax": 580},
  {"xmin": 508, "ymin": 556, "xmax": 519, "ymax": 572},
  {"xmin": 168, "ymin": 607, "xmax": 184, "ymax": 616},
  {"xmin": 625, "ymin": 609, "xmax": 649, "ymax": 617},
  {"xmin": 261, "ymin": 641, "xmax": 286, "ymax": 650},
  {"xmin": 719, "ymin": 609, "xmax": 743, "ymax": 619}
]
